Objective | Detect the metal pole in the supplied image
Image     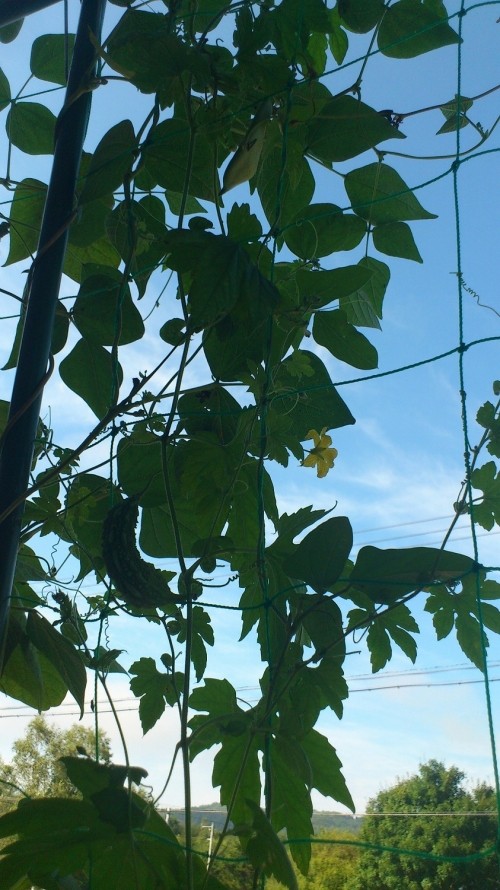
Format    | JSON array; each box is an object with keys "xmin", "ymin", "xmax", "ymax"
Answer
[{"xmin": 0, "ymin": 0, "xmax": 107, "ymax": 655}]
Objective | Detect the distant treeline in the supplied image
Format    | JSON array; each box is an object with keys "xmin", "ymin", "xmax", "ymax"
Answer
[{"xmin": 160, "ymin": 804, "xmax": 363, "ymax": 835}]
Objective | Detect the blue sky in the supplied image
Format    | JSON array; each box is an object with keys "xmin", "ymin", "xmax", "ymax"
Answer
[{"xmin": 0, "ymin": 1, "xmax": 499, "ymax": 814}]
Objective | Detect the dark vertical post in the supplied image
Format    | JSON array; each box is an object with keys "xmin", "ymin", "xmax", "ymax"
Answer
[{"xmin": 0, "ymin": 0, "xmax": 107, "ymax": 651}]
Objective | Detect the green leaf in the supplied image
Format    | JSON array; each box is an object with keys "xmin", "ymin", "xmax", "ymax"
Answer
[
  {"xmin": 51, "ymin": 300, "xmax": 70, "ymax": 355},
  {"xmin": 106, "ymin": 196, "xmax": 168, "ymax": 297},
  {"xmin": 0, "ymin": 797, "xmax": 114, "ymax": 885},
  {"xmin": 174, "ymin": 606, "xmax": 214, "ymax": 682},
  {"xmin": 129, "ymin": 662, "xmax": 167, "ymax": 734},
  {"xmin": 296, "ymin": 264, "xmax": 373, "ymax": 310},
  {"xmin": 86, "ymin": 645, "xmax": 126, "ymax": 674},
  {"xmin": 144, "ymin": 117, "xmax": 218, "ymax": 202},
  {"xmin": 212, "ymin": 734, "xmax": 261, "ymax": 827},
  {"xmin": 69, "ymin": 198, "xmax": 112, "ymax": 248},
  {"xmin": 341, "ymin": 256, "xmax": 390, "ymax": 328},
  {"xmin": 0, "ymin": 19, "xmax": 23, "ymax": 44},
  {"xmin": 476, "ymin": 401, "xmax": 500, "ymax": 459},
  {"xmin": 189, "ymin": 705, "xmax": 242, "ymax": 756},
  {"xmin": 366, "ymin": 620, "xmax": 393, "ymax": 671},
  {"xmin": 192, "ymin": 0, "xmax": 228, "ymax": 32},
  {"xmin": 189, "ymin": 677, "xmax": 239, "ymax": 717},
  {"xmin": 80, "ymin": 120, "xmax": 136, "ymax": 204},
  {"xmin": 87, "ymin": 825, "xmax": 185, "ymax": 890},
  {"xmin": 14, "ymin": 544, "xmax": 47, "ymax": 582},
  {"xmin": 4, "ymin": 314, "xmax": 24, "ymax": 372},
  {"xmin": 25, "ymin": 611, "xmax": 86, "ymax": 715},
  {"xmin": 271, "ymin": 507, "xmax": 329, "ymax": 556},
  {"xmin": 165, "ymin": 190, "xmax": 205, "ymax": 215},
  {"xmin": 63, "ymin": 236, "xmax": 121, "ymax": 284},
  {"xmin": 455, "ymin": 612, "xmax": 487, "ymax": 670},
  {"xmin": 0, "ymin": 797, "xmax": 102, "ymax": 840},
  {"xmin": 378, "ymin": 0, "xmax": 461, "ymax": 58},
  {"xmin": 62, "ymin": 757, "xmax": 128, "ymax": 798},
  {"xmin": 372, "ymin": 221, "xmax": 423, "ymax": 263},
  {"xmin": 425, "ymin": 572, "xmax": 500, "ymax": 670},
  {"xmin": 436, "ymin": 94, "xmax": 473, "ymax": 134},
  {"xmin": 481, "ymin": 579, "xmax": 500, "ymax": 601},
  {"xmin": 59, "ymin": 339, "xmax": 123, "ymax": 420},
  {"xmin": 139, "ymin": 452, "xmax": 229, "ymax": 556},
  {"xmin": 2, "ymin": 300, "xmax": 69, "ymax": 372},
  {"xmin": 91, "ymin": 787, "xmax": 147, "ymax": 832},
  {"xmin": 7, "ymin": 102, "xmax": 56, "ymax": 154},
  {"xmin": 479, "ymin": 602, "xmax": 500, "ymax": 635},
  {"xmin": 117, "ymin": 429, "xmax": 165, "ymax": 507},
  {"xmin": 245, "ymin": 799, "xmax": 298, "ymax": 890},
  {"xmin": 329, "ymin": 20, "xmax": 348, "ymax": 64},
  {"xmin": 306, "ymin": 95, "xmax": 404, "ymax": 165},
  {"xmin": 73, "ymin": 271, "xmax": 145, "ymax": 345},
  {"xmin": 430, "ymin": 600, "xmax": 455, "ymax": 640},
  {"xmin": 345, "ymin": 162, "xmax": 437, "ymax": 224},
  {"xmin": 300, "ymin": 596, "xmax": 344, "ymax": 659},
  {"xmin": 226, "ymin": 462, "xmax": 277, "ymax": 556},
  {"xmin": 62, "ymin": 758, "xmax": 149, "ymax": 807},
  {"xmin": 268, "ymin": 736, "xmax": 313, "ymax": 875},
  {"xmin": 272, "ymin": 0, "xmax": 330, "ymax": 57},
  {"xmin": 227, "ymin": 202, "xmax": 263, "ymax": 242},
  {"xmin": 178, "ymin": 383, "xmax": 241, "ymax": 445},
  {"xmin": 0, "ymin": 66, "xmax": 10, "ymax": 111},
  {"xmin": 189, "ymin": 679, "xmax": 254, "ymax": 789},
  {"xmin": 30, "ymin": 33, "xmax": 76, "ymax": 84},
  {"xmin": 304, "ymin": 31, "xmax": 328, "ymax": 77},
  {"xmin": 177, "ymin": 233, "xmax": 277, "ymax": 330},
  {"xmin": 380, "ymin": 606, "xmax": 419, "ymax": 663},
  {"xmin": 300, "ymin": 729, "xmax": 355, "ymax": 810},
  {"xmin": 350, "ymin": 546, "xmax": 478, "ymax": 604},
  {"xmin": 271, "ymin": 350, "xmax": 355, "ymax": 439},
  {"xmin": 469, "ymin": 461, "xmax": 500, "ymax": 530},
  {"xmin": 256, "ymin": 135, "xmax": 315, "ymax": 230},
  {"xmin": 0, "ymin": 615, "xmax": 67, "ymax": 710},
  {"xmin": 338, "ymin": 0, "xmax": 385, "ymax": 32},
  {"xmin": 106, "ymin": 11, "xmax": 198, "ymax": 107},
  {"xmin": 5, "ymin": 178, "xmax": 47, "ymax": 265},
  {"xmin": 201, "ymin": 252, "xmax": 279, "ymax": 380},
  {"xmin": 287, "ymin": 517, "xmax": 353, "ymax": 593},
  {"xmin": 313, "ymin": 309, "xmax": 378, "ymax": 369},
  {"xmin": 284, "ymin": 203, "xmax": 366, "ymax": 258},
  {"xmin": 160, "ymin": 318, "xmax": 186, "ymax": 345},
  {"xmin": 130, "ymin": 657, "xmax": 182, "ymax": 733},
  {"xmin": 64, "ymin": 473, "xmax": 115, "ymax": 581}
]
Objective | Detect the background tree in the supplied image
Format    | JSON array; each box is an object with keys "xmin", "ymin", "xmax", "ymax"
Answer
[
  {"xmin": 352, "ymin": 760, "xmax": 499, "ymax": 890},
  {"xmin": 0, "ymin": 716, "xmax": 112, "ymax": 799},
  {"xmin": 207, "ymin": 834, "xmax": 255, "ymax": 890},
  {"xmin": 265, "ymin": 829, "xmax": 361, "ymax": 890}
]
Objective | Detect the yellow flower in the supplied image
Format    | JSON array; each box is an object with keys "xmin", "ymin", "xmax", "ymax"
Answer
[{"xmin": 301, "ymin": 427, "xmax": 338, "ymax": 478}]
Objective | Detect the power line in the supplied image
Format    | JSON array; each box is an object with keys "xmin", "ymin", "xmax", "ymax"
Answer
[
  {"xmin": 349, "ymin": 677, "xmax": 500, "ymax": 693},
  {"xmin": 355, "ymin": 526, "xmax": 498, "ymax": 547},
  {"xmin": 159, "ymin": 807, "xmax": 497, "ymax": 820},
  {"xmin": 355, "ymin": 515, "xmax": 459, "ymax": 534},
  {"xmin": 1, "ymin": 676, "xmax": 498, "ymax": 720},
  {"xmin": 1, "ymin": 662, "xmax": 498, "ymax": 714}
]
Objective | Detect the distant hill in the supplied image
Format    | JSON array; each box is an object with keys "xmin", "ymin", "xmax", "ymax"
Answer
[
  {"xmin": 160, "ymin": 804, "xmax": 363, "ymax": 835},
  {"xmin": 312, "ymin": 811, "xmax": 363, "ymax": 834}
]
